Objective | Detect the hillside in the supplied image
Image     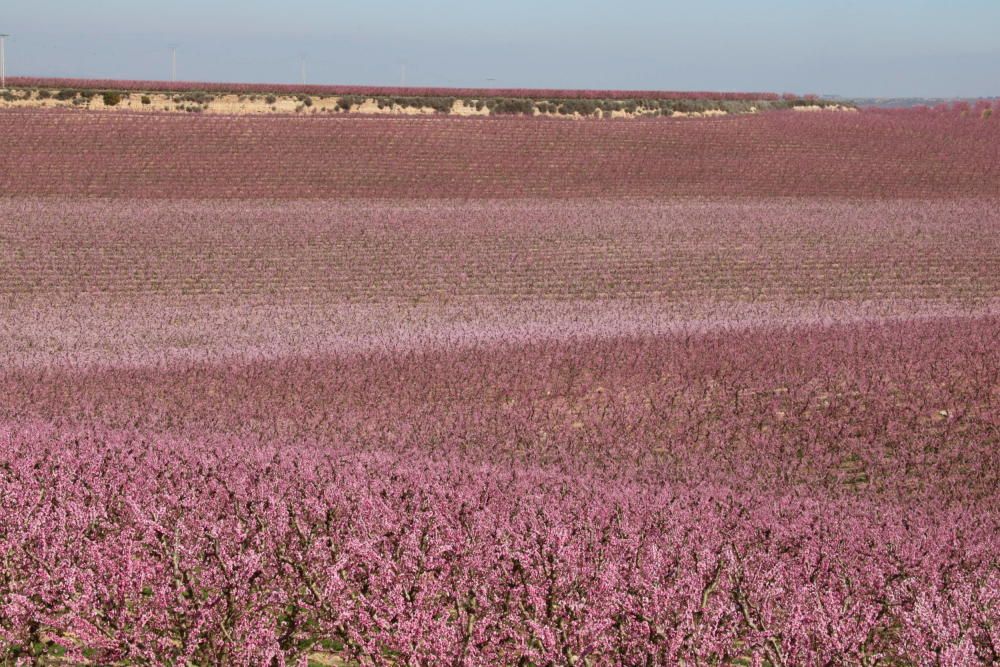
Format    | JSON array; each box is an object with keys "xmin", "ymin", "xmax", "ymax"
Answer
[{"xmin": 2, "ymin": 77, "xmax": 845, "ymax": 118}]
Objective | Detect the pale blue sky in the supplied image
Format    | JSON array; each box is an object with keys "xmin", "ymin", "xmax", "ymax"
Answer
[{"xmin": 3, "ymin": 1, "xmax": 998, "ymax": 97}]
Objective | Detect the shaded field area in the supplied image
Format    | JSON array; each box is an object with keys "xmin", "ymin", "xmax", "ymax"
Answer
[{"xmin": 2, "ymin": 108, "xmax": 999, "ymax": 198}]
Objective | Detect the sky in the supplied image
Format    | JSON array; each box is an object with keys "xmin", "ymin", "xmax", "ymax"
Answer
[{"xmin": 2, "ymin": 0, "xmax": 998, "ymax": 98}]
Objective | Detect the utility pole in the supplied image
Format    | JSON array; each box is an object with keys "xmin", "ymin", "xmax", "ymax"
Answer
[
  {"xmin": 0, "ymin": 35, "xmax": 9, "ymax": 89},
  {"xmin": 300, "ymin": 56, "xmax": 306, "ymax": 85},
  {"xmin": 400, "ymin": 62, "xmax": 406, "ymax": 86},
  {"xmin": 169, "ymin": 45, "xmax": 177, "ymax": 82}
]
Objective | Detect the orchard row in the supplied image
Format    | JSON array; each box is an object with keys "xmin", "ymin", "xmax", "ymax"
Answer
[{"xmin": 2, "ymin": 108, "xmax": 999, "ymax": 198}]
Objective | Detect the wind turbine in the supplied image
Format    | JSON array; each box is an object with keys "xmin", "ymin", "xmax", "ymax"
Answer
[
  {"xmin": 0, "ymin": 34, "xmax": 9, "ymax": 89},
  {"xmin": 168, "ymin": 44, "xmax": 178, "ymax": 82}
]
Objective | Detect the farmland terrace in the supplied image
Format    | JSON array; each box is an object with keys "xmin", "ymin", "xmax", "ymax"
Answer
[{"xmin": 1, "ymin": 94, "xmax": 998, "ymax": 665}]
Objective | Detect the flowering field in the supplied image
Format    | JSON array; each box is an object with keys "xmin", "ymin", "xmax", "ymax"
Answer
[
  {"xmin": 1, "ymin": 107, "xmax": 998, "ymax": 665},
  {"xmin": 2, "ymin": 107, "xmax": 999, "ymax": 199}
]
